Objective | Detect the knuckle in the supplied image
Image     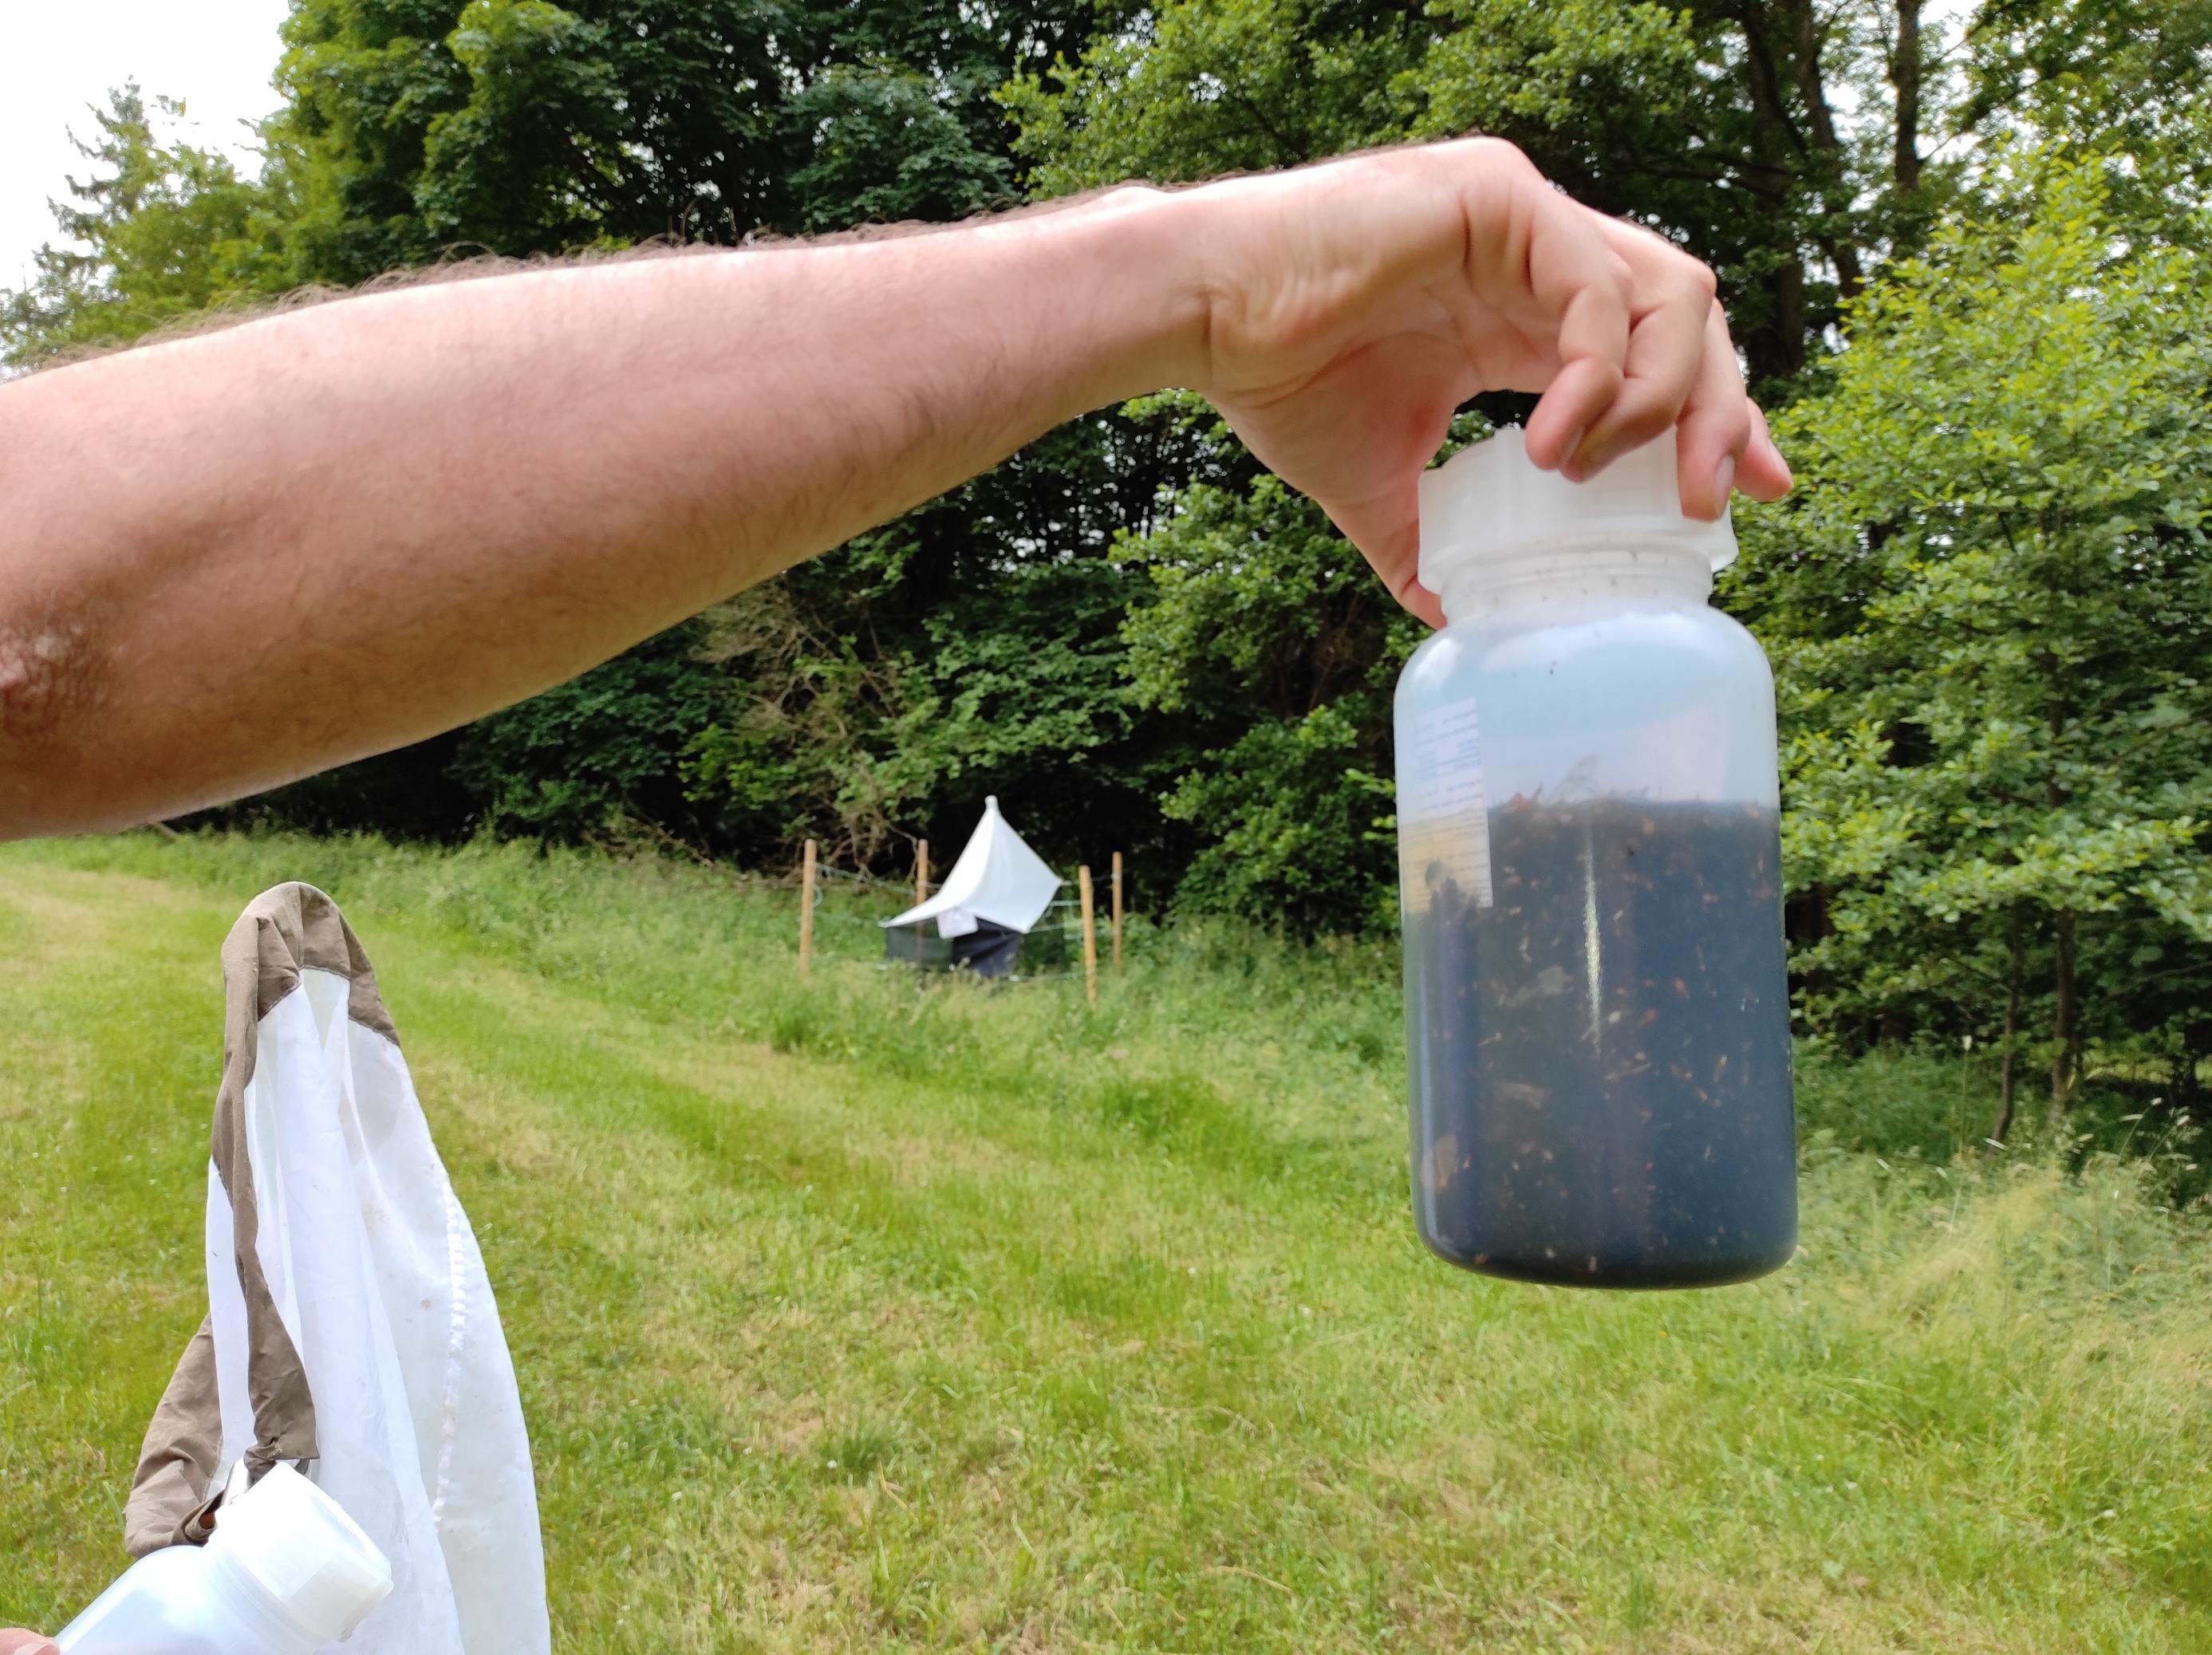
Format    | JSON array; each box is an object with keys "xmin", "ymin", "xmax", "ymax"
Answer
[
  {"xmin": 1468, "ymin": 136, "xmax": 1536, "ymax": 176},
  {"xmin": 1685, "ymin": 258, "xmax": 1719, "ymax": 302},
  {"xmin": 1634, "ymin": 235, "xmax": 1712, "ymax": 297}
]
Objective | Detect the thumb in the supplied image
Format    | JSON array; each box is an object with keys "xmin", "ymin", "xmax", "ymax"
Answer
[{"xmin": 0, "ymin": 1633, "xmax": 58, "ymax": 1655}]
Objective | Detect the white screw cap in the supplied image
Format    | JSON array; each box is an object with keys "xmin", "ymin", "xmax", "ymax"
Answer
[
  {"xmin": 1418, "ymin": 425, "xmax": 1737, "ymax": 597},
  {"xmin": 208, "ymin": 1464, "xmax": 394, "ymax": 1645}
]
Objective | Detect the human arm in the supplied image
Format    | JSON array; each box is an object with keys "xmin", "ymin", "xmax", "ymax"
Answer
[{"xmin": 0, "ymin": 139, "xmax": 1787, "ymax": 841}]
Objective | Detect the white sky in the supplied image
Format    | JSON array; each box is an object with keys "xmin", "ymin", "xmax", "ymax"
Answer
[{"xmin": 1, "ymin": 0, "xmax": 291, "ymax": 292}]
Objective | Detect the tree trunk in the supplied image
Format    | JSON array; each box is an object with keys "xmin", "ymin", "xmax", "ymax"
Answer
[
  {"xmin": 1748, "ymin": 260, "xmax": 1808, "ymax": 384},
  {"xmin": 1732, "ymin": 5, "xmax": 1813, "ymax": 380},
  {"xmin": 2040, "ymin": 625, "xmax": 2077, "ymax": 1126},
  {"xmin": 1891, "ymin": 0, "xmax": 1924, "ymax": 192},
  {"xmin": 2048, "ymin": 907, "xmax": 2079, "ymax": 1125},
  {"xmin": 1774, "ymin": 0, "xmax": 1864, "ymax": 301},
  {"xmin": 1991, "ymin": 913, "xmax": 2023, "ymax": 1144}
]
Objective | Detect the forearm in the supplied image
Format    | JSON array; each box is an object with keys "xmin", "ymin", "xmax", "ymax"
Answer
[
  {"xmin": 0, "ymin": 190, "xmax": 1199, "ymax": 838},
  {"xmin": 0, "ymin": 140, "xmax": 1789, "ymax": 840}
]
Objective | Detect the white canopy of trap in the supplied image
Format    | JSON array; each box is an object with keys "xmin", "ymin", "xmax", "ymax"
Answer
[{"xmin": 882, "ymin": 795, "xmax": 1063, "ymax": 939}]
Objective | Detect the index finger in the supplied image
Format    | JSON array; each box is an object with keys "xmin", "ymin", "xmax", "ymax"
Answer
[{"xmin": 1462, "ymin": 151, "xmax": 1633, "ymax": 471}]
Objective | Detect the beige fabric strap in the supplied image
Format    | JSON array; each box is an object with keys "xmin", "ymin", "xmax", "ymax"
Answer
[
  {"xmin": 124, "ymin": 883, "xmax": 401, "ymax": 1555},
  {"xmin": 122, "ymin": 1316, "xmax": 224, "ymax": 1556}
]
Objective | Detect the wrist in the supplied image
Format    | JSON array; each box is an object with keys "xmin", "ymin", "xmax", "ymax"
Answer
[{"xmin": 1039, "ymin": 184, "xmax": 1213, "ymax": 409}]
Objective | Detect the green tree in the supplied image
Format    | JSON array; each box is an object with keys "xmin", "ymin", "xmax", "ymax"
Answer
[
  {"xmin": 1005, "ymin": 0, "xmax": 2210, "ymax": 930},
  {"xmin": 1106, "ymin": 395, "xmax": 1435, "ymax": 930},
  {"xmin": 683, "ymin": 412, "xmax": 1207, "ymax": 869},
  {"xmin": 1004, "ymin": 0, "xmax": 1907, "ymax": 384},
  {"xmin": 1733, "ymin": 156, "xmax": 2212, "ymax": 1127},
  {"xmin": 262, "ymin": 0, "xmax": 1133, "ymax": 278},
  {"xmin": 2, "ymin": 86, "xmax": 290, "ymax": 366},
  {"xmin": 449, "ymin": 620, "xmax": 733, "ymax": 845},
  {"xmin": 1008, "ymin": 0, "xmax": 2210, "ymax": 382}
]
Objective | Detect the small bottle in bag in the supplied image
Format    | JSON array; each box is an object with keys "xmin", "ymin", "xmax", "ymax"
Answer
[
  {"xmin": 57, "ymin": 1462, "xmax": 392, "ymax": 1655},
  {"xmin": 1396, "ymin": 427, "xmax": 1796, "ymax": 1287}
]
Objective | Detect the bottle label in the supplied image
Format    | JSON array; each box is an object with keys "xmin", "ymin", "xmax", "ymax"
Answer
[{"xmin": 1398, "ymin": 698, "xmax": 1494, "ymax": 912}]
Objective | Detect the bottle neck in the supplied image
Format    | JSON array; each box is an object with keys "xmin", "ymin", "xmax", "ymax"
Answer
[
  {"xmin": 1434, "ymin": 539, "xmax": 1713, "ymax": 626},
  {"xmin": 204, "ymin": 1549, "xmax": 325, "ymax": 1655}
]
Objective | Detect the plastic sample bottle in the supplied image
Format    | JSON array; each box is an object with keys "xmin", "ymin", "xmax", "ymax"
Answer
[
  {"xmin": 57, "ymin": 1462, "xmax": 392, "ymax": 1654},
  {"xmin": 1396, "ymin": 427, "xmax": 1796, "ymax": 1287}
]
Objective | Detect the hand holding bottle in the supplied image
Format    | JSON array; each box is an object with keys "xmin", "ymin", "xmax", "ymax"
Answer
[{"xmin": 1181, "ymin": 139, "xmax": 1792, "ymax": 626}]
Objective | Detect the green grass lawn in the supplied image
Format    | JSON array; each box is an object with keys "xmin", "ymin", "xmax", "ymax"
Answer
[{"xmin": 2, "ymin": 833, "xmax": 2207, "ymax": 1652}]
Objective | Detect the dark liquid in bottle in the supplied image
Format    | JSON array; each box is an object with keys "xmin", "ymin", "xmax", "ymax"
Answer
[{"xmin": 1405, "ymin": 798, "xmax": 1796, "ymax": 1287}]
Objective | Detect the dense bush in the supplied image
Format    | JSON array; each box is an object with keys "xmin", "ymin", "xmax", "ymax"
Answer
[{"xmin": 1736, "ymin": 159, "xmax": 2212, "ymax": 1121}]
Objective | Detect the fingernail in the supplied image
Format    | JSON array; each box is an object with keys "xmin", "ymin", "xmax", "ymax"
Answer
[
  {"xmin": 1713, "ymin": 454, "xmax": 1736, "ymax": 507},
  {"xmin": 1552, "ymin": 425, "xmax": 1587, "ymax": 475}
]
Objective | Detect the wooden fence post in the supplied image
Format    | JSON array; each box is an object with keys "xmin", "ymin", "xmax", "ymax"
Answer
[
  {"xmin": 798, "ymin": 838, "xmax": 817, "ymax": 980},
  {"xmin": 1079, "ymin": 865, "xmax": 1098, "ymax": 1007},
  {"xmin": 1110, "ymin": 850, "xmax": 1125, "ymax": 975},
  {"xmin": 915, "ymin": 838, "xmax": 929, "ymax": 906}
]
